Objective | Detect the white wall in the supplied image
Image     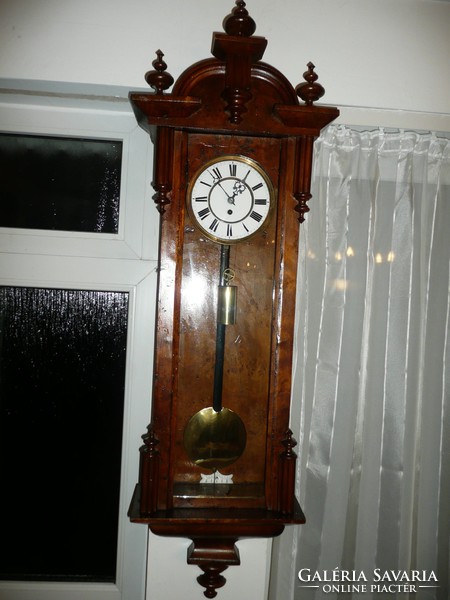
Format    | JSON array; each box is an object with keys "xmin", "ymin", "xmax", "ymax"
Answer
[
  {"xmin": 2, "ymin": 0, "xmax": 450, "ymax": 117},
  {"xmin": 1, "ymin": 1, "xmax": 449, "ymax": 599}
]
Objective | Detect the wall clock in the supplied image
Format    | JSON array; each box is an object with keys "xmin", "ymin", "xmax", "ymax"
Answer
[
  {"xmin": 128, "ymin": 2, "xmax": 339, "ymax": 597},
  {"xmin": 187, "ymin": 155, "xmax": 273, "ymax": 243}
]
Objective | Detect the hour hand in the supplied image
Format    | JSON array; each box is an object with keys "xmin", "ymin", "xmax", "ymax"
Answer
[
  {"xmin": 229, "ymin": 180, "xmax": 246, "ymax": 204},
  {"xmin": 232, "ymin": 180, "xmax": 246, "ymax": 198}
]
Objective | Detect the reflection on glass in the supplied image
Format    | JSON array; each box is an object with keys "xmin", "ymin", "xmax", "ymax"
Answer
[
  {"xmin": 184, "ymin": 273, "xmax": 208, "ymax": 312},
  {"xmin": 0, "ymin": 286, "xmax": 128, "ymax": 582},
  {"xmin": 0, "ymin": 133, "xmax": 122, "ymax": 233},
  {"xmin": 387, "ymin": 251, "xmax": 395, "ymax": 262}
]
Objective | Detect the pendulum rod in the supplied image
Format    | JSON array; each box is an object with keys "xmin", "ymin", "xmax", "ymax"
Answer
[{"xmin": 213, "ymin": 244, "xmax": 231, "ymax": 413}]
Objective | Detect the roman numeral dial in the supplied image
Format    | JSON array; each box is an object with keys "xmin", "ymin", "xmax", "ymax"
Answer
[{"xmin": 188, "ymin": 156, "xmax": 274, "ymax": 243}]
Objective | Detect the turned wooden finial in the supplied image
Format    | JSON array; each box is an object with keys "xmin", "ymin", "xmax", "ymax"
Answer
[
  {"xmin": 278, "ymin": 429, "xmax": 298, "ymax": 514},
  {"xmin": 222, "ymin": 1, "xmax": 256, "ymax": 37},
  {"xmin": 144, "ymin": 50, "xmax": 174, "ymax": 94},
  {"xmin": 281, "ymin": 428, "xmax": 297, "ymax": 455},
  {"xmin": 295, "ymin": 62, "xmax": 325, "ymax": 105}
]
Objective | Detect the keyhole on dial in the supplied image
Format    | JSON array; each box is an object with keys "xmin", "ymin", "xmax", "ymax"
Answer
[{"xmin": 227, "ymin": 209, "xmax": 233, "ymax": 215}]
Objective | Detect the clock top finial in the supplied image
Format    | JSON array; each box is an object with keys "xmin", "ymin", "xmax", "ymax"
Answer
[
  {"xmin": 295, "ymin": 62, "xmax": 325, "ymax": 106},
  {"xmin": 222, "ymin": 1, "xmax": 256, "ymax": 37},
  {"xmin": 144, "ymin": 50, "xmax": 174, "ymax": 95}
]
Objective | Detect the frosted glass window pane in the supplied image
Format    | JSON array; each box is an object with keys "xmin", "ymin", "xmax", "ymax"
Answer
[
  {"xmin": 0, "ymin": 134, "xmax": 122, "ymax": 233},
  {"xmin": 0, "ymin": 287, "xmax": 128, "ymax": 582}
]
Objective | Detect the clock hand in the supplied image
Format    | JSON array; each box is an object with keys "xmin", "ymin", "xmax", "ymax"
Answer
[
  {"xmin": 230, "ymin": 180, "xmax": 247, "ymax": 203},
  {"xmin": 217, "ymin": 178, "xmax": 247, "ymax": 206},
  {"xmin": 216, "ymin": 181, "xmax": 236, "ymax": 205},
  {"xmin": 232, "ymin": 180, "xmax": 246, "ymax": 195}
]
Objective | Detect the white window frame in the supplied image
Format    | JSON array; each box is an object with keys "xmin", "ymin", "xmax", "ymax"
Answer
[
  {"xmin": 0, "ymin": 89, "xmax": 158, "ymax": 261},
  {"xmin": 0, "ymin": 87, "xmax": 157, "ymax": 600}
]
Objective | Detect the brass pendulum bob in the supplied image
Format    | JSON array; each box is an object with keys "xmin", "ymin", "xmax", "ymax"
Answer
[{"xmin": 183, "ymin": 244, "xmax": 247, "ymax": 471}]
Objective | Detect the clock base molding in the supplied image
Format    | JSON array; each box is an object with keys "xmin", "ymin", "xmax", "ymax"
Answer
[
  {"xmin": 129, "ymin": 484, "xmax": 306, "ymax": 531},
  {"xmin": 129, "ymin": 484, "xmax": 305, "ymax": 598},
  {"xmin": 172, "ymin": 482, "xmax": 267, "ymax": 509}
]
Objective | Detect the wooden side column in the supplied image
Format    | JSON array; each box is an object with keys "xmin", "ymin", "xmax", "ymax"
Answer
[
  {"xmin": 277, "ymin": 429, "xmax": 298, "ymax": 515},
  {"xmin": 151, "ymin": 126, "xmax": 174, "ymax": 213},
  {"xmin": 139, "ymin": 425, "xmax": 160, "ymax": 515},
  {"xmin": 293, "ymin": 135, "xmax": 315, "ymax": 223}
]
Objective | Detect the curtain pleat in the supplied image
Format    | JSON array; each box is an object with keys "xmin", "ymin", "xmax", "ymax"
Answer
[{"xmin": 270, "ymin": 126, "xmax": 450, "ymax": 600}]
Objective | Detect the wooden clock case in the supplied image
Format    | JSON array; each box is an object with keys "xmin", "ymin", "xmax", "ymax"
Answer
[{"xmin": 128, "ymin": 2, "xmax": 338, "ymax": 597}]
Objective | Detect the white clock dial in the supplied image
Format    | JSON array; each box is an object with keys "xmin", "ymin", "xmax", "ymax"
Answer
[{"xmin": 188, "ymin": 155, "xmax": 273, "ymax": 243}]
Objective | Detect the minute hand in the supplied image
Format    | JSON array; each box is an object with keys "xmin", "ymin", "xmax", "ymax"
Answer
[{"xmin": 216, "ymin": 181, "xmax": 234, "ymax": 203}]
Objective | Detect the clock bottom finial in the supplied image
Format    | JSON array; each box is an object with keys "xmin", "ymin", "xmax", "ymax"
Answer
[{"xmin": 188, "ymin": 537, "xmax": 240, "ymax": 598}]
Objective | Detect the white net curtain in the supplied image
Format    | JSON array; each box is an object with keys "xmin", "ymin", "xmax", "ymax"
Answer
[{"xmin": 270, "ymin": 125, "xmax": 450, "ymax": 600}]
